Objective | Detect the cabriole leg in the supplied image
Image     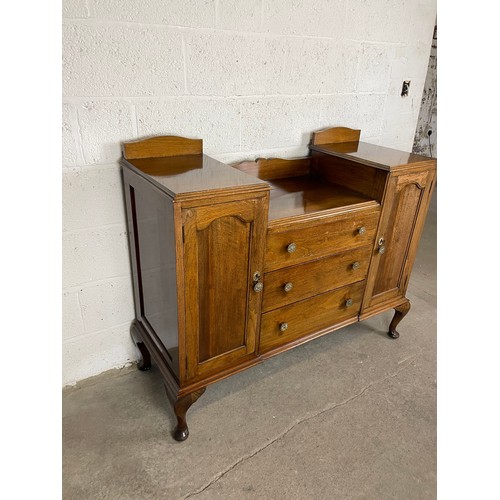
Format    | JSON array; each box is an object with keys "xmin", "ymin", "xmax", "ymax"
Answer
[
  {"xmin": 172, "ymin": 388, "xmax": 206, "ymax": 442},
  {"xmin": 388, "ymin": 301, "xmax": 411, "ymax": 339},
  {"xmin": 130, "ymin": 320, "xmax": 151, "ymax": 371}
]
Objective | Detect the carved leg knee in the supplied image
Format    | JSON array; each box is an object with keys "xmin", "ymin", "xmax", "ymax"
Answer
[
  {"xmin": 173, "ymin": 388, "xmax": 206, "ymax": 442},
  {"xmin": 130, "ymin": 320, "xmax": 151, "ymax": 371},
  {"xmin": 388, "ymin": 301, "xmax": 411, "ymax": 339}
]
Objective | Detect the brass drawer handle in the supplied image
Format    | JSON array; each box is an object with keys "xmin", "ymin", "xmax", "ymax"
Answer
[
  {"xmin": 378, "ymin": 246, "xmax": 386, "ymax": 255},
  {"xmin": 254, "ymin": 282, "xmax": 263, "ymax": 292},
  {"xmin": 345, "ymin": 299, "xmax": 353, "ymax": 307},
  {"xmin": 279, "ymin": 322, "xmax": 288, "ymax": 332},
  {"xmin": 283, "ymin": 282, "xmax": 293, "ymax": 292},
  {"xmin": 352, "ymin": 261, "xmax": 360, "ymax": 270},
  {"xmin": 358, "ymin": 226, "xmax": 366, "ymax": 235},
  {"xmin": 287, "ymin": 243, "xmax": 297, "ymax": 253}
]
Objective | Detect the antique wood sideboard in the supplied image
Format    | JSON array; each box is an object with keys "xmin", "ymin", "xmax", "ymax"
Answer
[{"xmin": 121, "ymin": 127, "xmax": 436, "ymax": 441}]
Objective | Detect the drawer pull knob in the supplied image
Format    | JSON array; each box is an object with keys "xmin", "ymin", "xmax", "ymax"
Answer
[
  {"xmin": 378, "ymin": 245, "xmax": 386, "ymax": 255},
  {"xmin": 287, "ymin": 242, "xmax": 297, "ymax": 253},
  {"xmin": 345, "ymin": 298, "xmax": 353, "ymax": 307},
  {"xmin": 254, "ymin": 282, "xmax": 263, "ymax": 292},
  {"xmin": 284, "ymin": 282, "xmax": 293, "ymax": 292},
  {"xmin": 279, "ymin": 322, "xmax": 288, "ymax": 332},
  {"xmin": 358, "ymin": 226, "xmax": 366, "ymax": 235},
  {"xmin": 352, "ymin": 261, "xmax": 360, "ymax": 270}
]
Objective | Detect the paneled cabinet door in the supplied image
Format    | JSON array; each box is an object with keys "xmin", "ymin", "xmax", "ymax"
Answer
[
  {"xmin": 182, "ymin": 196, "xmax": 268, "ymax": 381},
  {"xmin": 362, "ymin": 168, "xmax": 436, "ymax": 311}
]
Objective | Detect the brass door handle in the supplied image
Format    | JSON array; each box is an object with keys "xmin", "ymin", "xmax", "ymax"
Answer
[{"xmin": 253, "ymin": 271, "xmax": 263, "ymax": 292}]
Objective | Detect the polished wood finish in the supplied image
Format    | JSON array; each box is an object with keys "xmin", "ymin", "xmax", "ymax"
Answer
[
  {"xmin": 233, "ymin": 157, "xmax": 377, "ymax": 221},
  {"xmin": 265, "ymin": 205, "xmax": 380, "ymax": 271},
  {"xmin": 267, "ymin": 175, "xmax": 378, "ymax": 221},
  {"xmin": 121, "ymin": 126, "xmax": 436, "ymax": 440},
  {"xmin": 312, "ymin": 126, "xmax": 361, "ymax": 145},
  {"xmin": 172, "ymin": 388, "xmax": 206, "ymax": 441},
  {"xmin": 310, "ymin": 150, "xmax": 387, "ymax": 202},
  {"xmin": 182, "ymin": 196, "xmax": 268, "ymax": 380},
  {"xmin": 262, "ymin": 245, "xmax": 371, "ymax": 312},
  {"xmin": 123, "ymin": 171, "xmax": 180, "ymax": 377},
  {"xmin": 123, "ymin": 135, "xmax": 203, "ymax": 159},
  {"xmin": 361, "ymin": 167, "xmax": 436, "ymax": 313},
  {"xmin": 232, "ymin": 157, "xmax": 311, "ymax": 180},
  {"xmin": 260, "ymin": 282, "xmax": 365, "ymax": 353},
  {"xmin": 124, "ymin": 154, "xmax": 268, "ymax": 201},
  {"xmin": 310, "ymin": 140, "xmax": 435, "ymax": 171},
  {"xmin": 388, "ymin": 300, "xmax": 411, "ymax": 339}
]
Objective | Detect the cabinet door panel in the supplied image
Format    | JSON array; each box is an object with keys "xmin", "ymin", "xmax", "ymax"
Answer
[
  {"xmin": 363, "ymin": 169, "xmax": 435, "ymax": 311},
  {"xmin": 372, "ymin": 180, "xmax": 424, "ymax": 295},
  {"xmin": 197, "ymin": 215, "xmax": 251, "ymax": 362},
  {"xmin": 182, "ymin": 197, "xmax": 267, "ymax": 380}
]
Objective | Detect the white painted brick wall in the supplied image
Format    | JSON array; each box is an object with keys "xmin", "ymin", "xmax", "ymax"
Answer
[
  {"xmin": 62, "ymin": 0, "xmax": 436, "ymax": 386},
  {"xmin": 136, "ymin": 98, "xmax": 241, "ymax": 154}
]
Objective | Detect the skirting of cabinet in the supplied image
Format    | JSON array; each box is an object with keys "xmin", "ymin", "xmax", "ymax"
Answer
[{"xmin": 359, "ymin": 296, "xmax": 409, "ymax": 322}]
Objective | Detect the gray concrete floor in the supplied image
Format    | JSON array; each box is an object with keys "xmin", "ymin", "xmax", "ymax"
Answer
[{"xmin": 63, "ymin": 193, "xmax": 436, "ymax": 500}]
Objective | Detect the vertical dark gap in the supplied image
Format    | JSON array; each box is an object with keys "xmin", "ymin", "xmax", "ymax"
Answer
[{"xmin": 130, "ymin": 186, "xmax": 145, "ymax": 317}]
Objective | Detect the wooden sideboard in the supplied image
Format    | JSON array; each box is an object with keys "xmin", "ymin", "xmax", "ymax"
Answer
[{"xmin": 121, "ymin": 127, "xmax": 436, "ymax": 441}]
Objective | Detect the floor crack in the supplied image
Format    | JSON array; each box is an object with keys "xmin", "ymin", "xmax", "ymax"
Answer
[{"xmin": 183, "ymin": 356, "xmax": 418, "ymax": 499}]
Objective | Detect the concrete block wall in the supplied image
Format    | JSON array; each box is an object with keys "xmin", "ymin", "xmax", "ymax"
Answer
[{"xmin": 62, "ymin": 0, "xmax": 436, "ymax": 386}]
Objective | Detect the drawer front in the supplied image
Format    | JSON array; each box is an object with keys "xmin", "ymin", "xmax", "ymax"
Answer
[
  {"xmin": 265, "ymin": 207, "xmax": 380, "ymax": 271},
  {"xmin": 259, "ymin": 281, "xmax": 365, "ymax": 353},
  {"xmin": 262, "ymin": 245, "xmax": 371, "ymax": 312}
]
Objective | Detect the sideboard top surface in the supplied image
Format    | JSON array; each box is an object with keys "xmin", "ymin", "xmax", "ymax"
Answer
[
  {"xmin": 122, "ymin": 153, "xmax": 269, "ymax": 200},
  {"xmin": 266, "ymin": 175, "xmax": 377, "ymax": 221},
  {"xmin": 310, "ymin": 141, "xmax": 436, "ymax": 171}
]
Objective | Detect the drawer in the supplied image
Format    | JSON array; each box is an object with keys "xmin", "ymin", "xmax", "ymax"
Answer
[
  {"xmin": 265, "ymin": 206, "xmax": 380, "ymax": 271},
  {"xmin": 259, "ymin": 281, "xmax": 365, "ymax": 354},
  {"xmin": 262, "ymin": 245, "xmax": 371, "ymax": 312}
]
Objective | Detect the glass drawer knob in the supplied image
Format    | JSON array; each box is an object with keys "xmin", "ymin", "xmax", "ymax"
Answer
[
  {"xmin": 279, "ymin": 322, "xmax": 288, "ymax": 332},
  {"xmin": 284, "ymin": 282, "xmax": 293, "ymax": 292},
  {"xmin": 378, "ymin": 246, "xmax": 386, "ymax": 255},
  {"xmin": 287, "ymin": 243, "xmax": 297, "ymax": 253},
  {"xmin": 254, "ymin": 282, "xmax": 263, "ymax": 292},
  {"xmin": 352, "ymin": 261, "xmax": 360, "ymax": 270},
  {"xmin": 345, "ymin": 299, "xmax": 353, "ymax": 307},
  {"xmin": 358, "ymin": 226, "xmax": 366, "ymax": 235}
]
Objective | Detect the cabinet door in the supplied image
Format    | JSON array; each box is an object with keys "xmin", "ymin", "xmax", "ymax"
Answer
[
  {"xmin": 182, "ymin": 197, "xmax": 268, "ymax": 381},
  {"xmin": 362, "ymin": 168, "xmax": 435, "ymax": 311}
]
